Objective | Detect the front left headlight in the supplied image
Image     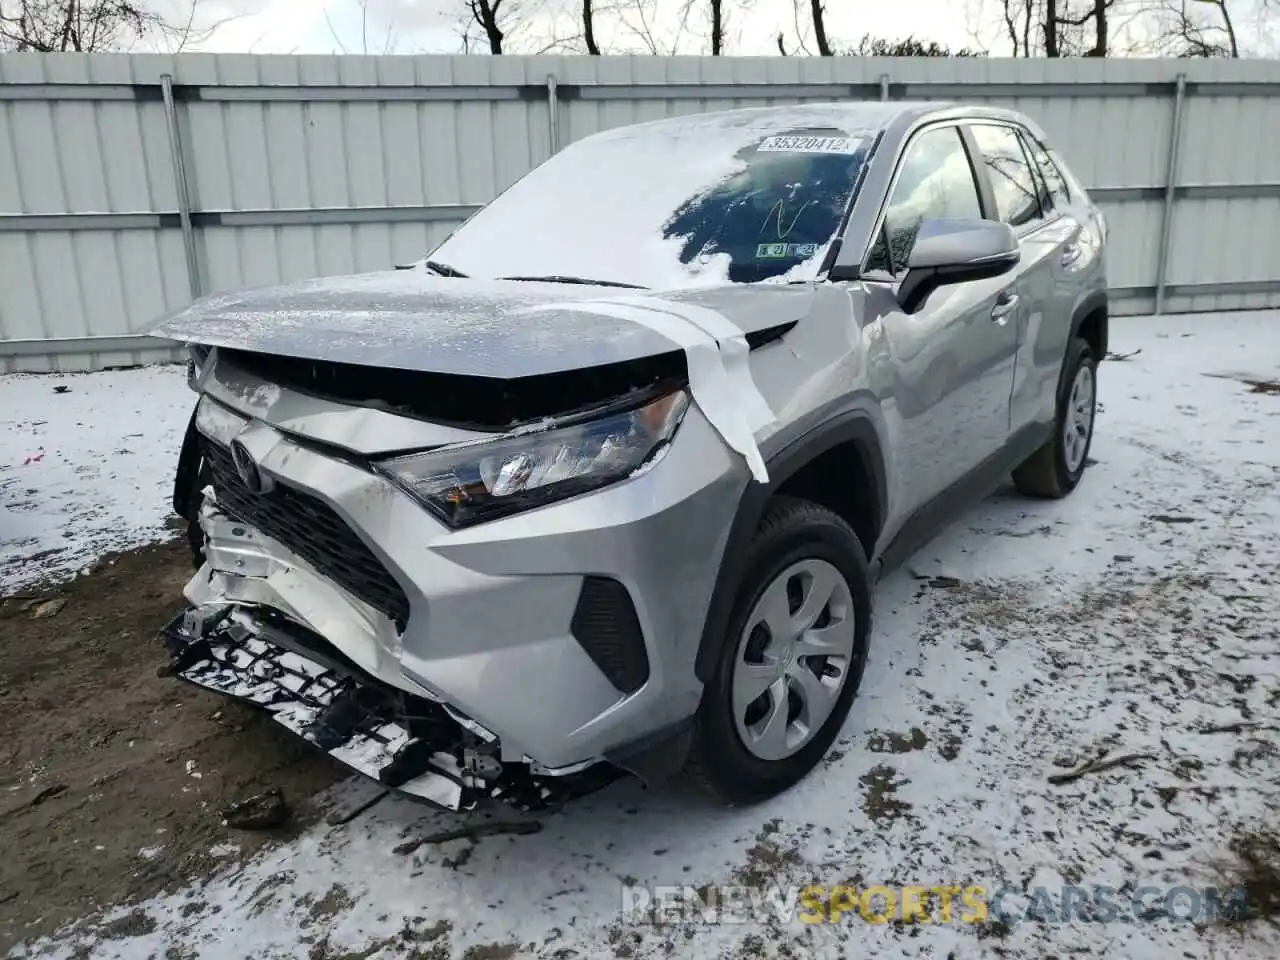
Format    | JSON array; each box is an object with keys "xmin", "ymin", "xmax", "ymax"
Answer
[{"xmin": 376, "ymin": 389, "xmax": 690, "ymax": 528}]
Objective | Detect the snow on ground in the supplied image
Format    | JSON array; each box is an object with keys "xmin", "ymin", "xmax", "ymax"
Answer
[
  {"xmin": 0, "ymin": 364, "xmax": 192, "ymax": 592},
  {"xmin": 6, "ymin": 312, "xmax": 1280, "ymax": 959}
]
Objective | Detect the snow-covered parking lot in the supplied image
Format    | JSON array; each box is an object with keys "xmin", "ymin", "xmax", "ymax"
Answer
[{"xmin": 2, "ymin": 312, "xmax": 1278, "ymax": 960}]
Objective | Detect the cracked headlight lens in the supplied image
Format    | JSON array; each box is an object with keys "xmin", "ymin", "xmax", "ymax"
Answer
[{"xmin": 377, "ymin": 390, "xmax": 690, "ymax": 528}]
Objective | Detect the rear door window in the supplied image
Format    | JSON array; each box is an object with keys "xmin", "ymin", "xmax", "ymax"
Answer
[
  {"xmin": 969, "ymin": 124, "xmax": 1043, "ymax": 228},
  {"xmin": 1021, "ymin": 133, "xmax": 1072, "ymax": 214}
]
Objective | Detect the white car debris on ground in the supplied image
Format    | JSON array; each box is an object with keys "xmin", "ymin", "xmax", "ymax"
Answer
[{"xmin": 2, "ymin": 311, "xmax": 1278, "ymax": 960}]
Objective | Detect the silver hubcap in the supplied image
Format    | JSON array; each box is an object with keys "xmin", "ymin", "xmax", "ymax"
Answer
[
  {"xmin": 732, "ymin": 558, "xmax": 857, "ymax": 762},
  {"xmin": 1063, "ymin": 363, "xmax": 1095, "ymax": 474}
]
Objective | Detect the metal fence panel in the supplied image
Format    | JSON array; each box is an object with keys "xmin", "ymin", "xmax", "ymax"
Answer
[{"xmin": 1, "ymin": 52, "xmax": 1278, "ymax": 371}]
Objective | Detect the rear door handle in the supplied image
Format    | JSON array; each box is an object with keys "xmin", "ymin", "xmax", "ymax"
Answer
[{"xmin": 991, "ymin": 291, "xmax": 1019, "ymax": 323}]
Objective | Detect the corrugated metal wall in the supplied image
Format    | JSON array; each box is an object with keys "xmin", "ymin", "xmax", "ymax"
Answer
[{"xmin": 1, "ymin": 53, "xmax": 1278, "ymax": 372}]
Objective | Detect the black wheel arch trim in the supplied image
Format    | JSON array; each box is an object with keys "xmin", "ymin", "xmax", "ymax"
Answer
[
  {"xmin": 692, "ymin": 410, "xmax": 887, "ymax": 684},
  {"xmin": 1071, "ymin": 288, "xmax": 1109, "ymax": 358}
]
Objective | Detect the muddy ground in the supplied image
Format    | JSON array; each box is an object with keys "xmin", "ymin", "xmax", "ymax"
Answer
[{"xmin": 0, "ymin": 538, "xmax": 343, "ymax": 952}]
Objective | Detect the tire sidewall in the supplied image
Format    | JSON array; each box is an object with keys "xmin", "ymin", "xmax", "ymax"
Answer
[
  {"xmin": 187, "ymin": 458, "xmax": 210, "ymax": 569},
  {"xmin": 696, "ymin": 504, "xmax": 872, "ymax": 798},
  {"xmin": 1054, "ymin": 338, "xmax": 1097, "ymax": 492}
]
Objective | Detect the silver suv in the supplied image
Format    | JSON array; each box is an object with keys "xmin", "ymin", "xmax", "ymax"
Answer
[{"xmin": 154, "ymin": 102, "xmax": 1107, "ymax": 812}]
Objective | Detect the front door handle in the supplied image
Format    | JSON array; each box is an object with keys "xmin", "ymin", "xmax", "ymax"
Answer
[
  {"xmin": 1061, "ymin": 244, "xmax": 1082, "ymax": 267},
  {"xmin": 991, "ymin": 291, "xmax": 1019, "ymax": 324}
]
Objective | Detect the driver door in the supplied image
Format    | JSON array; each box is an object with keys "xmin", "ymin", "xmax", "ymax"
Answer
[{"xmin": 862, "ymin": 123, "xmax": 1020, "ymax": 520}]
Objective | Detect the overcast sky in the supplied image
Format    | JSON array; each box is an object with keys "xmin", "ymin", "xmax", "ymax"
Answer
[
  {"xmin": 175, "ymin": 0, "xmax": 1276, "ymax": 58},
  {"xmin": 180, "ymin": 0, "xmax": 1031, "ymax": 56}
]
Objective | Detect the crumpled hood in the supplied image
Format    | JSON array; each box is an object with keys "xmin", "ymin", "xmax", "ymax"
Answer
[{"xmin": 148, "ymin": 269, "xmax": 815, "ymax": 379}]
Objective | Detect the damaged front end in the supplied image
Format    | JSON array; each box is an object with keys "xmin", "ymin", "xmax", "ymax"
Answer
[
  {"xmin": 152, "ymin": 275, "xmax": 781, "ymax": 814},
  {"xmin": 160, "ymin": 577, "xmax": 620, "ymax": 813},
  {"xmin": 159, "ymin": 412, "xmax": 640, "ymax": 813}
]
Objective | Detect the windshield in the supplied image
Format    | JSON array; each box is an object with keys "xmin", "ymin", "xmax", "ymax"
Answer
[{"xmin": 427, "ymin": 112, "xmax": 877, "ymax": 289}]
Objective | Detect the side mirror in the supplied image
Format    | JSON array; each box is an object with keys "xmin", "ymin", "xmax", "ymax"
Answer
[{"xmin": 897, "ymin": 218, "xmax": 1020, "ymax": 314}]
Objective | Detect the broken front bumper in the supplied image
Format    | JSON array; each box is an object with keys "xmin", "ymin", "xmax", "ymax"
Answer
[{"xmin": 159, "ymin": 603, "xmax": 619, "ymax": 812}]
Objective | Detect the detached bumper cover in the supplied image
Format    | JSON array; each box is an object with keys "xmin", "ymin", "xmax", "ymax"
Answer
[{"xmin": 159, "ymin": 605, "xmax": 618, "ymax": 812}]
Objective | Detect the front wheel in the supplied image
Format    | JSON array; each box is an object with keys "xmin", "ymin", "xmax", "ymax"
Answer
[
  {"xmin": 684, "ymin": 497, "xmax": 872, "ymax": 805},
  {"xmin": 1012, "ymin": 336, "xmax": 1097, "ymax": 499},
  {"xmin": 184, "ymin": 458, "xmax": 211, "ymax": 569}
]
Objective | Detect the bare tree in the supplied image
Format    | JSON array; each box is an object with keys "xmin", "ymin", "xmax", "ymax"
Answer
[
  {"xmin": 527, "ymin": 11, "xmax": 585, "ymax": 53},
  {"xmin": 616, "ymin": 0, "xmax": 663, "ymax": 52},
  {"xmin": 1186, "ymin": 0, "xmax": 1239, "ymax": 55},
  {"xmin": 467, "ymin": 0, "xmax": 507, "ymax": 53},
  {"xmin": 810, "ymin": 0, "xmax": 832, "ymax": 54},
  {"xmin": 995, "ymin": 0, "xmax": 1130, "ymax": 56},
  {"xmin": 774, "ymin": 0, "xmax": 815, "ymax": 55},
  {"xmin": 1051, "ymin": 0, "xmax": 1119, "ymax": 55},
  {"xmin": 582, "ymin": 0, "xmax": 599, "ymax": 52},
  {"xmin": 617, "ymin": 0, "xmax": 692, "ymax": 53},
  {"xmin": 852, "ymin": 33, "xmax": 987, "ymax": 55},
  {"xmin": 323, "ymin": 0, "xmax": 400, "ymax": 55},
  {"xmin": 1091, "ymin": 0, "xmax": 1109, "ymax": 53},
  {"xmin": 1044, "ymin": 0, "xmax": 1059, "ymax": 54},
  {"xmin": 0, "ymin": 0, "xmax": 221, "ymax": 52},
  {"xmin": 1141, "ymin": 0, "xmax": 1240, "ymax": 55},
  {"xmin": 986, "ymin": 0, "xmax": 1261, "ymax": 57},
  {"xmin": 667, "ymin": 0, "xmax": 724, "ymax": 54}
]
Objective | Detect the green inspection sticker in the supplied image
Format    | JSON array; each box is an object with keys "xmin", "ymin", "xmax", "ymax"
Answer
[{"xmin": 756, "ymin": 243, "xmax": 790, "ymax": 259}]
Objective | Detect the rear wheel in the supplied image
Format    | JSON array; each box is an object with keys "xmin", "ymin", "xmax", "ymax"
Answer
[
  {"xmin": 1012, "ymin": 336, "xmax": 1097, "ymax": 498},
  {"xmin": 684, "ymin": 497, "xmax": 872, "ymax": 804}
]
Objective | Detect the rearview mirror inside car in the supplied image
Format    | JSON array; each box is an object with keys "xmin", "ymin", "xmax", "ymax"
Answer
[{"xmin": 897, "ymin": 218, "xmax": 1020, "ymax": 314}]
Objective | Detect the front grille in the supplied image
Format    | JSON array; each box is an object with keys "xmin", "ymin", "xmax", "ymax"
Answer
[{"xmin": 200, "ymin": 437, "xmax": 411, "ymax": 629}]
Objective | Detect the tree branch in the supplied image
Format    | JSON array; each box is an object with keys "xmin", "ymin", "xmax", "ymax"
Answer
[
  {"xmin": 1192, "ymin": 0, "xmax": 1238, "ymax": 56},
  {"xmin": 582, "ymin": 0, "xmax": 599, "ymax": 53},
  {"xmin": 810, "ymin": 0, "xmax": 832, "ymax": 55}
]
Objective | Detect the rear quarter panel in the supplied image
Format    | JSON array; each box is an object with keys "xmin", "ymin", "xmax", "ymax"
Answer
[{"xmin": 1020, "ymin": 138, "xmax": 1108, "ymax": 430}]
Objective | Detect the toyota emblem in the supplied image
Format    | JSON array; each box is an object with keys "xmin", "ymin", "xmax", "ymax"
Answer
[{"xmin": 230, "ymin": 439, "xmax": 271, "ymax": 494}]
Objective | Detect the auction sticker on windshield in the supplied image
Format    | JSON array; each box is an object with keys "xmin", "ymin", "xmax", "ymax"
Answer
[{"xmin": 756, "ymin": 134, "xmax": 862, "ymax": 154}]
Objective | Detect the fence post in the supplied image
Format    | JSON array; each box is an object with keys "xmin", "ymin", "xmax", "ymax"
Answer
[
  {"xmin": 161, "ymin": 73, "xmax": 201, "ymax": 300},
  {"xmin": 1154, "ymin": 72, "xmax": 1187, "ymax": 316},
  {"xmin": 878, "ymin": 74, "xmax": 889, "ymax": 102},
  {"xmin": 546, "ymin": 74, "xmax": 561, "ymax": 154}
]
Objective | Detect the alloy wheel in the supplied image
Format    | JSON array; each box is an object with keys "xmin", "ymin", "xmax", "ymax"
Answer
[{"xmin": 731, "ymin": 558, "xmax": 857, "ymax": 762}]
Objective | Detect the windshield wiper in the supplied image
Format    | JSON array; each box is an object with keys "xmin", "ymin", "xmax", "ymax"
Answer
[
  {"xmin": 425, "ymin": 260, "xmax": 467, "ymax": 278},
  {"xmin": 499, "ymin": 274, "xmax": 647, "ymax": 289}
]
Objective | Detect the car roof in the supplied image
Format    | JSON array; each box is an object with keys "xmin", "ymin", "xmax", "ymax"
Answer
[{"xmin": 581, "ymin": 100, "xmax": 1037, "ymax": 145}]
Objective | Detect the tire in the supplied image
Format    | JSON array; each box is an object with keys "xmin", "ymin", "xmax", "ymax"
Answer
[
  {"xmin": 185, "ymin": 459, "xmax": 211, "ymax": 569},
  {"xmin": 684, "ymin": 496, "xmax": 873, "ymax": 805},
  {"xmin": 1012, "ymin": 336, "xmax": 1097, "ymax": 499}
]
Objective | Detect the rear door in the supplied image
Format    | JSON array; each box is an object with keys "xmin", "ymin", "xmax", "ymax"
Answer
[
  {"xmin": 964, "ymin": 122, "xmax": 1080, "ymax": 436},
  {"xmin": 860, "ymin": 122, "xmax": 1021, "ymax": 520}
]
